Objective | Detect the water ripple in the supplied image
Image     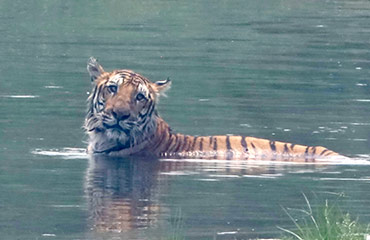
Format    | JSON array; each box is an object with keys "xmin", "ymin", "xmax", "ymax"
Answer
[
  {"xmin": 31, "ymin": 148, "xmax": 88, "ymax": 159},
  {"xmin": 0, "ymin": 95, "xmax": 39, "ymax": 98}
]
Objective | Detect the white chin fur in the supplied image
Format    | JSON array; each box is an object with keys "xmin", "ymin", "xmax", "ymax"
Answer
[
  {"xmin": 106, "ymin": 129, "xmax": 128, "ymax": 142},
  {"xmin": 88, "ymin": 128, "xmax": 129, "ymax": 152},
  {"xmin": 86, "ymin": 114, "xmax": 157, "ymax": 154}
]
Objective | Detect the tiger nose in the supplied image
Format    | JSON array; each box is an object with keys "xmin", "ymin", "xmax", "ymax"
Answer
[{"xmin": 112, "ymin": 109, "xmax": 131, "ymax": 121}]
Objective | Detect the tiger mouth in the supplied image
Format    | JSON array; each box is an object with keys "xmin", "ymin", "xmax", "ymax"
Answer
[{"xmin": 103, "ymin": 122, "xmax": 130, "ymax": 135}]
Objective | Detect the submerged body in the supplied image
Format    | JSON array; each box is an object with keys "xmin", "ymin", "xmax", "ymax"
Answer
[
  {"xmin": 90, "ymin": 117, "xmax": 341, "ymax": 161},
  {"xmin": 85, "ymin": 57, "xmax": 346, "ymax": 162}
]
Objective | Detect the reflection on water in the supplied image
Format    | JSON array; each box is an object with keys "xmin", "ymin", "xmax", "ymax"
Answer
[
  {"xmin": 29, "ymin": 147, "xmax": 370, "ymax": 237},
  {"xmin": 84, "ymin": 154, "xmax": 289, "ymax": 237},
  {"xmin": 85, "ymin": 155, "xmax": 162, "ymax": 233},
  {"xmin": 80, "ymin": 151, "xmax": 370, "ymax": 239}
]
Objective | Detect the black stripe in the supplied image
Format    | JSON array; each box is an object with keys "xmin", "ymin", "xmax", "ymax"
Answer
[
  {"xmin": 241, "ymin": 136, "xmax": 248, "ymax": 152},
  {"xmin": 283, "ymin": 143, "xmax": 289, "ymax": 154},
  {"xmin": 163, "ymin": 133, "xmax": 174, "ymax": 153},
  {"xmin": 97, "ymin": 84, "xmax": 105, "ymax": 105},
  {"xmin": 118, "ymin": 70, "xmax": 134, "ymax": 80},
  {"xmin": 251, "ymin": 142, "xmax": 256, "ymax": 150},
  {"xmin": 250, "ymin": 142, "xmax": 257, "ymax": 158},
  {"xmin": 282, "ymin": 143, "xmax": 290, "ymax": 161},
  {"xmin": 168, "ymin": 134, "xmax": 178, "ymax": 152},
  {"xmin": 312, "ymin": 147, "xmax": 317, "ymax": 156},
  {"xmin": 91, "ymin": 85, "xmax": 102, "ymax": 113},
  {"xmin": 187, "ymin": 136, "xmax": 193, "ymax": 152},
  {"xmin": 226, "ymin": 136, "xmax": 231, "ymax": 151},
  {"xmin": 269, "ymin": 141, "xmax": 277, "ymax": 160},
  {"xmin": 183, "ymin": 135, "xmax": 188, "ymax": 152},
  {"xmin": 89, "ymin": 87, "xmax": 98, "ymax": 113},
  {"xmin": 138, "ymin": 101, "xmax": 151, "ymax": 118},
  {"xmin": 186, "ymin": 136, "xmax": 193, "ymax": 152},
  {"xmin": 269, "ymin": 141, "xmax": 276, "ymax": 152},
  {"xmin": 199, "ymin": 137, "xmax": 203, "ymax": 151},
  {"xmin": 304, "ymin": 146, "xmax": 310, "ymax": 162},
  {"xmin": 190, "ymin": 136, "xmax": 198, "ymax": 152},
  {"xmin": 173, "ymin": 135, "xmax": 184, "ymax": 153},
  {"xmin": 146, "ymin": 101, "xmax": 155, "ymax": 116},
  {"xmin": 213, "ymin": 137, "xmax": 218, "ymax": 159},
  {"xmin": 319, "ymin": 149, "xmax": 329, "ymax": 156},
  {"xmin": 226, "ymin": 136, "xmax": 233, "ymax": 160},
  {"xmin": 91, "ymin": 85, "xmax": 98, "ymax": 99},
  {"xmin": 304, "ymin": 146, "xmax": 309, "ymax": 155},
  {"xmin": 241, "ymin": 136, "xmax": 249, "ymax": 160},
  {"xmin": 324, "ymin": 151, "xmax": 334, "ymax": 156}
]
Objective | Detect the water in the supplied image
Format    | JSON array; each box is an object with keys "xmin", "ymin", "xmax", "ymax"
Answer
[{"xmin": 1, "ymin": 0, "xmax": 370, "ymax": 239}]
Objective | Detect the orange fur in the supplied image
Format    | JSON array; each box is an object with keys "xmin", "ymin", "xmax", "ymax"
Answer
[{"xmin": 85, "ymin": 58, "xmax": 347, "ymax": 162}]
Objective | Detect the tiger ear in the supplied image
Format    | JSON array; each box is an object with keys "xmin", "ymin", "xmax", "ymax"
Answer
[
  {"xmin": 87, "ymin": 57, "xmax": 105, "ymax": 82},
  {"xmin": 154, "ymin": 78, "xmax": 171, "ymax": 96}
]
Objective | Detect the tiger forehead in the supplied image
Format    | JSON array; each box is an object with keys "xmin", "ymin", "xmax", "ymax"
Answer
[
  {"xmin": 100, "ymin": 70, "xmax": 154, "ymax": 96},
  {"xmin": 107, "ymin": 70, "xmax": 151, "ymax": 85}
]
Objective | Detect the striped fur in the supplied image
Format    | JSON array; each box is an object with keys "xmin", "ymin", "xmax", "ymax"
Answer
[{"xmin": 85, "ymin": 57, "xmax": 347, "ymax": 162}]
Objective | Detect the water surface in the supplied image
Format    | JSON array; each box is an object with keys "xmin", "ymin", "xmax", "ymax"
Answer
[{"xmin": 1, "ymin": 0, "xmax": 370, "ymax": 239}]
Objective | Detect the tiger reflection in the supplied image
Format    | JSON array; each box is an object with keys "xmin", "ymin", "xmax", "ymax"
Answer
[
  {"xmin": 85, "ymin": 154, "xmax": 325, "ymax": 234},
  {"xmin": 85, "ymin": 154, "xmax": 162, "ymax": 232}
]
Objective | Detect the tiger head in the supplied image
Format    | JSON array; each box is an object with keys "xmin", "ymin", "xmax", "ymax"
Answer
[{"xmin": 85, "ymin": 57, "xmax": 171, "ymax": 154}]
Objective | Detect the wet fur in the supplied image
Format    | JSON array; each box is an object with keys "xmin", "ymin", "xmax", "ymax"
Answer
[{"xmin": 85, "ymin": 57, "xmax": 347, "ymax": 161}]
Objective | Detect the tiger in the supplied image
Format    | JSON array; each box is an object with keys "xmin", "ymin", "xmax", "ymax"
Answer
[{"xmin": 84, "ymin": 57, "xmax": 348, "ymax": 162}]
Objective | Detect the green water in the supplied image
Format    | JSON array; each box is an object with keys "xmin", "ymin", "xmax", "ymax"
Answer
[{"xmin": 1, "ymin": 0, "xmax": 370, "ymax": 239}]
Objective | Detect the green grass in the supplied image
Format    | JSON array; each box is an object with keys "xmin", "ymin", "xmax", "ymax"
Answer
[{"xmin": 278, "ymin": 194, "xmax": 370, "ymax": 240}]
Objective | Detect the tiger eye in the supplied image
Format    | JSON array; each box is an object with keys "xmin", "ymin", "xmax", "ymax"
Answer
[
  {"xmin": 107, "ymin": 85, "xmax": 117, "ymax": 94},
  {"xmin": 136, "ymin": 93, "xmax": 146, "ymax": 101}
]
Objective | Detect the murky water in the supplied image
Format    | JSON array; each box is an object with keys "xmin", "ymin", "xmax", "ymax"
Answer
[{"xmin": 1, "ymin": 0, "xmax": 370, "ymax": 239}]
